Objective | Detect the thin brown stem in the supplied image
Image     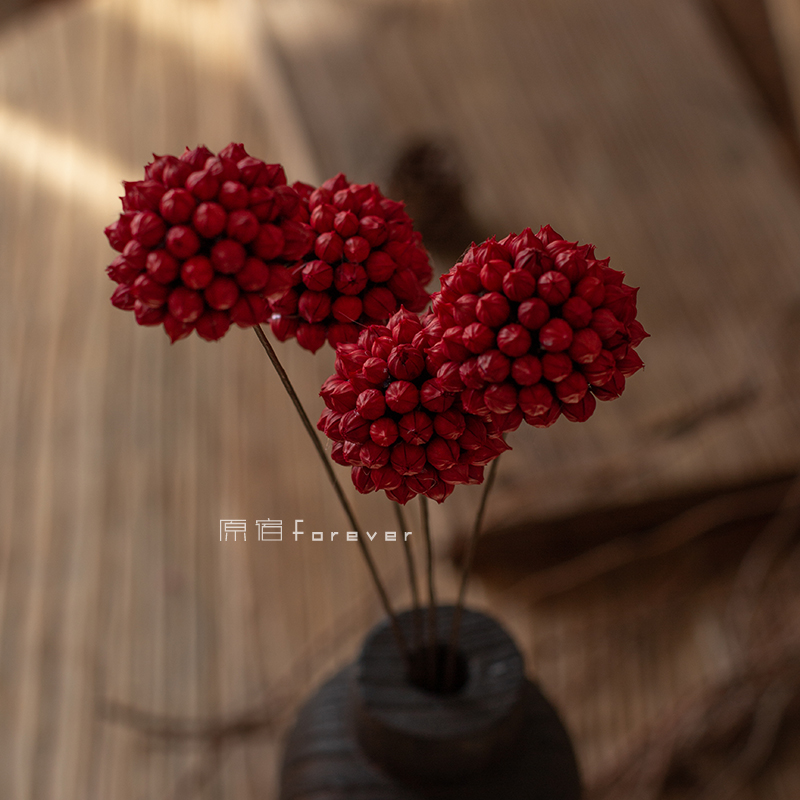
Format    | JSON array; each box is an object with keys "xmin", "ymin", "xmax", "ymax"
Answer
[
  {"xmin": 394, "ymin": 502, "xmax": 422, "ymax": 649},
  {"xmin": 420, "ymin": 494, "xmax": 437, "ymax": 688},
  {"xmin": 445, "ymin": 456, "xmax": 501, "ymax": 689},
  {"xmin": 252, "ymin": 325, "xmax": 408, "ymax": 660}
]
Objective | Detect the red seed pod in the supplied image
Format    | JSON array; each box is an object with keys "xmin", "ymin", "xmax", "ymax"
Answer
[
  {"xmin": 230, "ymin": 293, "xmax": 269, "ymax": 327},
  {"xmin": 249, "ymin": 224, "xmax": 283, "ymax": 261},
  {"xmin": 300, "ymin": 260, "xmax": 333, "ymax": 291},
  {"xmin": 574, "ymin": 275, "xmax": 605, "ymax": 308},
  {"xmin": 330, "ymin": 295, "xmax": 361, "ymax": 323},
  {"xmin": 133, "ymin": 273, "xmax": 169, "ymax": 308},
  {"xmin": 626, "ymin": 320, "xmax": 649, "ymax": 348},
  {"xmin": 195, "ymin": 309, "xmax": 231, "ymax": 341},
  {"xmin": 523, "ymin": 403, "xmax": 561, "ymax": 428},
  {"xmin": 436, "ymin": 361, "xmax": 464, "ymax": 392},
  {"xmin": 204, "ymin": 276, "xmax": 239, "ymax": 311},
  {"xmin": 463, "ymin": 322, "xmax": 495, "ymax": 354},
  {"xmin": 391, "ymin": 442, "xmax": 427, "ymax": 476},
  {"xmin": 363, "ymin": 286, "xmax": 398, "ymax": 321},
  {"xmin": 281, "ymin": 219, "xmax": 315, "ymax": 260},
  {"xmin": 434, "ymin": 408, "xmax": 466, "ymax": 440},
  {"xmin": 329, "ymin": 381, "xmax": 359, "ymax": 413},
  {"xmin": 483, "ymin": 382, "xmax": 518, "ymax": 415},
  {"xmin": 248, "ymin": 185, "xmax": 278, "ymax": 222},
  {"xmin": 603, "ymin": 285, "xmax": 638, "ymax": 324},
  {"xmin": 181, "ymin": 255, "xmax": 214, "ymax": 290},
  {"xmin": 389, "ymin": 308, "xmax": 423, "ymax": 341},
  {"xmin": 590, "ymin": 308, "xmax": 623, "ymax": 340},
  {"xmin": 122, "ymin": 239, "xmax": 148, "ymax": 270},
  {"xmin": 385, "ymin": 380, "xmax": 419, "ymax": 414},
  {"xmin": 510, "ymin": 354, "xmax": 542, "ymax": 385},
  {"xmin": 581, "ymin": 350, "xmax": 616, "ymax": 386},
  {"xmin": 351, "ymin": 466, "xmax": 375, "ymax": 494},
  {"xmin": 167, "ymin": 286, "xmax": 204, "ymax": 323},
  {"xmin": 537, "ymin": 271, "xmax": 571, "ymax": 305},
  {"xmin": 561, "ymin": 392, "xmax": 597, "ymax": 422},
  {"xmin": 561, "ymin": 296, "xmax": 593, "ymax": 329},
  {"xmin": 554, "ymin": 249, "xmax": 588, "ymax": 284},
  {"xmin": 215, "ymin": 180, "xmax": 247, "ymax": 211},
  {"xmin": 111, "ymin": 283, "xmax": 136, "ymax": 310},
  {"xmin": 311, "ymin": 203, "xmax": 336, "ymax": 233},
  {"xmin": 159, "ymin": 188, "xmax": 195, "ymax": 224},
  {"xmin": 356, "ymin": 388, "xmax": 386, "ymax": 420},
  {"xmin": 459, "ymin": 358, "xmax": 486, "ymax": 390},
  {"xmin": 134, "ymin": 299, "xmax": 166, "ymax": 326},
  {"xmin": 204, "ymin": 156, "xmax": 239, "ymax": 183},
  {"xmin": 496, "ymin": 324, "xmax": 532, "ymax": 358},
  {"xmin": 106, "ymin": 255, "xmax": 140, "ymax": 285},
  {"xmin": 461, "ymin": 388, "xmax": 490, "ymax": 417},
  {"xmin": 541, "ymin": 352, "xmax": 573, "ymax": 383},
  {"xmin": 568, "ymin": 328, "xmax": 603, "ymax": 364},
  {"xmin": 360, "ymin": 441, "xmax": 390, "ymax": 469},
  {"xmin": 189, "ymin": 203, "xmax": 226, "ymax": 241},
  {"xmin": 314, "ymin": 230, "xmax": 344, "ymax": 263},
  {"xmin": 365, "ymin": 251, "xmax": 396, "ymax": 282},
  {"xmin": 518, "ymin": 383, "xmax": 555, "ymax": 417},
  {"xmin": 437, "ymin": 462, "xmax": 471, "ymax": 485},
  {"xmin": 327, "ymin": 322, "xmax": 359, "ymax": 347},
  {"xmin": 334, "ymin": 262, "xmax": 368, "ymax": 295},
  {"xmin": 458, "ymin": 415, "xmax": 489, "ymax": 449},
  {"xmin": 593, "ymin": 369, "xmax": 625, "ymax": 401},
  {"xmin": 298, "ymin": 290, "xmax": 331, "ymax": 324},
  {"xmin": 343, "ymin": 440, "xmax": 364, "ymax": 466},
  {"xmin": 344, "ymin": 236, "xmax": 370, "ymax": 263},
  {"xmin": 539, "ymin": 318, "xmax": 574, "ymax": 352},
  {"xmin": 502, "ymin": 269, "xmax": 537, "ymax": 302},
  {"xmin": 358, "ymin": 215, "xmax": 388, "ymax": 246},
  {"xmin": 517, "ymin": 297, "xmax": 550, "ymax": 330},
  {"xmin": 426, "ymin": 437, "xmax": 460, "ymax": 470},
  {"xmin": 340, "ymin": 410, "xmax": 372, "ymax": 443},
  {"xmin": 211, "ymin": 239, "xmax": 246, "ymax": 274},
  {"xmin": 491, "ymin": 407, "xmax": 524, "ymax": 433},
  {"xmin": 370, "ymin": 417, "xmax": 399, "ymax": 447},
  {"xmin": 513, "ymin": 246, "xmax": 545, "ymax": 277},
  {"xmin": 234, "ymin": 257, "xmax": 270, "ymax": 291},
  {"xmin": 555, "ymin": 372, "xmax": 588, "ymax": 404},
  {"xmin": 387, "ymin": 344, "xmax": 425, "ymax": 380},
  {"xmin": 330, "ymin": 440, "xmax": 348, "ymax": 465},
  {"xmin": 123, "ymin": 180, "xmax": 166, "ymax": 212},
  {"xmin": 146, "ymin": 249, "xmax": 180, "ymax": 284},
  {"xmin": 477, "ymin": 349, "xmax": 511, "ymax": 383},
  {"xmin": 362, "ymin": 356, "xmax": 388, "ymax": 384},
  {"xmin": 614, "ymin": 346, "xmax": 644, "ymax": 377},
  {"xmin": 398, "ymin": 410, "xmax": 434, "ymax": 445},
  {"xmin": 440, "ymin": 327, "xmax": 468, "ymax": 362},
  {"xmin": 453, "ymin": 294, "xmax": 479, "ymax": 326},
  {"xmin": 131, "ymin": 211, "xmax": 166, "ymax": 248},
  {"xmin": 180, "ymin": 146, "xmax": 214, "ymax": 171},
  {"xmin": 270, "ymin": 315, "xmax": 299, "ymax": 341},
  {"xmin": 476, "ymin": 292, "xmax": 510, "ymax": 327},
  {"xmin": 105, "ymin": 214, "xmax": 134, "ymax": 252},
  {"xmin": 480, "ymin": 259, "xmax": 512, "ymax": 291},
  {"xmin": 371, "ymin": 335, "xmax": 393, "ymax": 360},
  {"xmin": 163, "ymin": 226, "xmax": 198, "ymax": 260},
  {"xmin": 163, "ymin": 314, "xmax": 194, "ymax": 343},
  {"xmin": 405, "ymin": 468, "xmax": 438, "ymax": 496},
  {"xmin": 372, "ymin": 466, "xmax": 404, "ymax": 492},
  {"xmin": 420, "ymin": 379, "xmax": 455, "ymax": 413},
  {"xmin": 224, "ymin": 209, "xmax": 259, "ymax": 243},
  {"xmin": 185, "ymin": 169, "xmax": 219, "ymax": 201}
]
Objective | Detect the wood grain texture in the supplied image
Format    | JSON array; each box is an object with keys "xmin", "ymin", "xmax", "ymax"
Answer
[{"xmin": 2, "ymin": 0, "xmax": 800, "ymax": 798}]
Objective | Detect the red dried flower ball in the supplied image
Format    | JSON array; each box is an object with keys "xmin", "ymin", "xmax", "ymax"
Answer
[
  {"xmin": 269, "ymin": 173, "xmax": 433, "ymax": 353},
  {"xmin": 105, "ymin": 143, "xmax": 309, "ymax": 342},
  {"xmin": 430, "ymin": 226, "xmax": 648, "ymax": 430},
  {"xmin": 318, "ymin": 309, "xmax": 509, "ymax": 504}
]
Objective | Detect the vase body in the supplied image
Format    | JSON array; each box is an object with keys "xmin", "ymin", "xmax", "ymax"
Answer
[{"xmin": 279, "ymin": 607, "xmax": 581, "ymax": 799}]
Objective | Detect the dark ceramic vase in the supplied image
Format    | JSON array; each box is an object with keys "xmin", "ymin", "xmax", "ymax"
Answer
[{"xmin": 279, "ymin": 607, "xmax": 582, "ymax": 799}]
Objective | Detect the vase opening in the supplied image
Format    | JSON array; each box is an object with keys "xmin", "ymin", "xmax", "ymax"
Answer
[{"xmin": 406, "ymin": 642, "xmax": 468, "ymax": 695}]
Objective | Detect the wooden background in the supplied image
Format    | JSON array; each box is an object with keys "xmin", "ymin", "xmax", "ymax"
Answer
[{"xmin": 1, "ymin": 0, "xmax": 800, "ymax": 798}]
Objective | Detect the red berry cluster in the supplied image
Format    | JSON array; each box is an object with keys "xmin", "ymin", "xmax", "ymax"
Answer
[
  {"xmin": 318, "ymin": 309, "xmax": 509, "ymax": 504},
  {"xmin": 428, "ymin": 226, "xmax": 648, "ymax": 430},
  {"xmin": 105, "ymin": 143, "xmax": 315, "ymax": 343},
  {"xmin": 268, "ymin": 173, "xmax": 432, "ymax": 353}
]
